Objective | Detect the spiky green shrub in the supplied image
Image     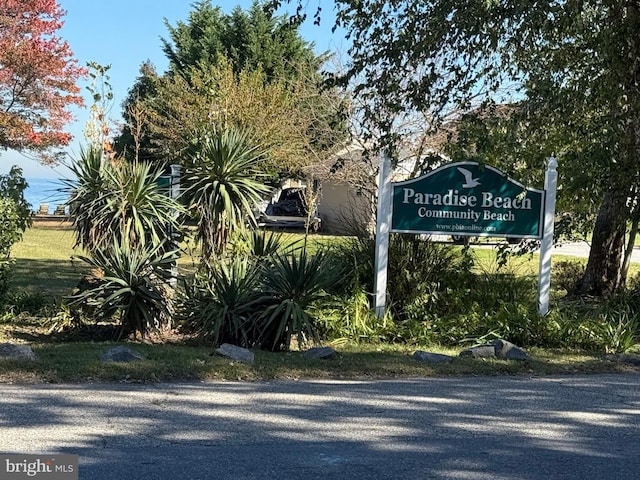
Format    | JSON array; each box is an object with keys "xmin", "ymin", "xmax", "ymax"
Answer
[
  {"xmin": 182, "ymin": 127, "xmax": 270, "ymax": 261},
  {"xmin": 70, "ymin": 239, "xmax": 176, "ymax": 339},
  {"xmin": 180, "ymin": 257, "xmax": 262, "ymax": 346},
  {"xmin": 255, "ymin": 249, "xmax": 344, "ymax": 351},
  {"xmin": 179, "ymin": 244, "xmax": 344, "ymax": 351},
  {"xmin": 62, "ymin": 146, "xmax": 110, "ymax": 251},
  {"xmin": 63, "ymin": 147, "xmax": 183, "ymax": 252}
]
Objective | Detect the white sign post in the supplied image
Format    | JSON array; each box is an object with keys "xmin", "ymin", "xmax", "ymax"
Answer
[
  {"xmin": 537, "ymin": 157, "xmax": 558, "ymax": 315},
  {"xmin": 169, "ymin": 164, "xmax": 181, "ymax": 289},
  {"xmin": 374, "ymin": 153, "xmax": 393, "ymax": 318}
]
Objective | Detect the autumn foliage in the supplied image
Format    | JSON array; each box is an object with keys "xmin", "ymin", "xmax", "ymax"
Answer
[{"xmin": 0, "ymin": 0, "xmax": 85, "ymax": 162}]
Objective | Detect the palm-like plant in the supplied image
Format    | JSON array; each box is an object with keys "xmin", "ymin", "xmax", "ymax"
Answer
[
  {"xmin": 182, "ymin": 127, "xmax": 270, "ymax": 260},
  {"xmin": 97, "ymin": 160, "xmax": 183, "ymax": 249},
  {"xmin": 70, "ymin": 238, "xmax": 177, "ymax": 339},
  {"xmin": 180, "ymin": 257, "xmax": 262, "ymax": 346},
  {"xmin": 62, "ymin": 148, "xmax": 184, "ymax": 339},
  {"xmin": 256, "ymin": 249, "xmax": 344, "ymax": 351},
  {"xmin": 62, "ymin": 148, "xmax": 183, "ymax": 252},
  {"xmin": 62, "ymin": 146, "xmax": 111, "ymax": 251}
]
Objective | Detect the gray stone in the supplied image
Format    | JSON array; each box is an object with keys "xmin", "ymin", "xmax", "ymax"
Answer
[
  {"xmin": 412, "ymin": 351, "xmax": 453, "ymax": 364},
  {"xmin": 0, "ymin": 343, "xmax": 37, "ymax": 361},
  {"xmin": 215, "ymin": 343, "xmax": 254, "ymax": 364},
  {"xmin": 459, "ymin": 344, "xmax": 496, "ymax": 359},
  {"xmin": 100, "ymin": 346, "xmax": 145, "ymax": 363},
  {"xmin": 302, "ymin": 346, "xmax": 338, "ymax": 360},
  {"xmin": 493, "ymin": 339, "xmax": 530, "ymax": 361}
]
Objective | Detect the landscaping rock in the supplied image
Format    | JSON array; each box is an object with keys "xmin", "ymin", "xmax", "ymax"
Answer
[
  {"xmin": 215, "ymin": 343, "xmax": 254, "ymax": 364},
  {"xmin": 0, "ymin": 343, "xmax": 37, "ymax": 361},
  {"xmin": 413, "ymin": 351, "xmax": 453, "ymax": 364},
  {"xmin": 100, "ymin": 346, "xmax": 145, "ymax": 363},
  {"xmin": 493, "ymin": 339, "xmax": 529, "ymax": 361},
  {"xmin": 459, "ymin": 344, "xmax": 496, "ymax": 359},
  {"xmin": 302, "ymin": 346, "xmax": 338, "ymax": 360}
]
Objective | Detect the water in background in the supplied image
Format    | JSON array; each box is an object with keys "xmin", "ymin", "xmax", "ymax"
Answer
[{"xmin": 23, "ymin": 178, "xmax": 68, "ymax": 214}]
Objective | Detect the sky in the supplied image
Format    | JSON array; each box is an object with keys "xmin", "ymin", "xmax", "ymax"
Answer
[{"xmin": 0, "ymin": 0, "xmax": 348, "ymax": 179}]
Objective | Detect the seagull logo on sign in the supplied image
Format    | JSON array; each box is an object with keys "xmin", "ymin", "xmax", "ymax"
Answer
[{"xmin": 457, "ymin": 167, "xmax": 481, "ymax": 188}]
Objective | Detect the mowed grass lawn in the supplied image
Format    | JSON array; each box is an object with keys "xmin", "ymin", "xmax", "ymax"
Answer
[
  {"xmin": 10, "ymin": 219, "xmax": 83, "ymax": 297},
  {"xmin": 9, "ymin": 219, "xmax": 345, "ymax": 298},
  {"xmin": 2, "ymin": 220, "xmax": 639, "ymax": 383}
]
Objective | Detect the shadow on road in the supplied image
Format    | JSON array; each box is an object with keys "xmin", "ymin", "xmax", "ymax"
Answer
[{"xmin": 1, "ymin": 375, "xmax": 639, "ymax": 479}]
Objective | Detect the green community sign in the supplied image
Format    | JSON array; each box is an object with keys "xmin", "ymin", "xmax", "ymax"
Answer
[
  {"xmin": 391, "ymin": 162, "xmax": 544, "ymax": 238},
  {"xmin": 374, "ymin": 156, "xmax": 558, "ymax": 318}
]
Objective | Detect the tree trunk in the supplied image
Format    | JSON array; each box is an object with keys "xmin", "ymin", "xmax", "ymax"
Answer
[{"xmin": 573, "ymin": 191, "xmax": 628, "ymax": 297}]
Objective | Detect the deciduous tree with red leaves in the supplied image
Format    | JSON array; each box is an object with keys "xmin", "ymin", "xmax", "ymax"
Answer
[{"xmin": 0, "ymin": 0, "xmax": 85, "ymax": 163}]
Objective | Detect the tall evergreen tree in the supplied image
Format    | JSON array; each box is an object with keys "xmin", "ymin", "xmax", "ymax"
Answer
[
  {"xmin": 162, "ymin": 1, "xmax": 317, "ymax": 81},
  {"xmin": 115, "ymin": 0, "xmax": 347, "ymax": 175}
]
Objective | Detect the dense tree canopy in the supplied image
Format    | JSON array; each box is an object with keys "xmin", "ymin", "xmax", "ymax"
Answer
[
  {"xmin": 271, "ymin": 0, "xmax": 640, "ymax": 296},
  {"xmin": 0, "ymin": 0, "xmax": 85, "ymax": 163},
  {"xmin": 125, "ymin": 59, "xmax": 325, "ymax": 175},
  {"xmin": 162, "ymin": 0, "xmax": 318, "ymax": 81},
  {"xmin": 115, "ymin": 0, "xmax": 346, "ymax": 177}
]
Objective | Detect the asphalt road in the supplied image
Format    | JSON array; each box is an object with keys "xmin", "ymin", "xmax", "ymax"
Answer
[
  {"xmin": 552, "ymin": 241, "xmax": 640, "ymax": 262},
  {"xmin": 470, "ymin": 240, "xmax": 640, "ymax": 262},
  {"xmin": 1, "ymin": 375, "xmax": 639, "ymax": 479}
]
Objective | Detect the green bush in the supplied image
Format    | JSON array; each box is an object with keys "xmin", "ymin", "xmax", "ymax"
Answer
[
  {"xmin": 553, "ymin": 260, "xmax": 586, "ymax": 293},
  {"xmin": 329, "ymin": 233, "xmax": 475, "ymax": 315},
  {"xmin": 69, "ymin": 239, "xmax": 177, "ymax": 339},
  {"xmin": 0, "ymin": 167, "xmax": 32, "ymax": 305},
  {"xmin": 179, "ymin": 232, "xmax": 344, "ymax": 351},
  {"xmin": 3, "ymin": 291, "xmax": 54, "ymax": 315},
  {"xmin": 387, "ymin": 236, "xmax": 474, "ymax": 317}
]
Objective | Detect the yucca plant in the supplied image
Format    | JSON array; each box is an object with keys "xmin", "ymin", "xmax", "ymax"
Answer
[
  {"xmin": 231, "ymin": 228, "xmax": 300, "ymax": 258},
  {"xmin": 179, "ymin": 257, "xmax": 262, "ymax": 346},
  {"xmin": 97, "ymin": 161, "xmax": 184, "ymax": 249},
  {"xmin": 256, "ymin": 248, "xmax": 344, "ymax": 351},
  {"xmin": 182, "ymin": 126, "xmax": 270, "ymax": 261},
  {"xmin": 62, "ymin": 146, "xmax": 111, "ymax": 251},
  {"xmin": 62, "ymin": 148, "xmax": 183, "ymax": 252},
  {"xmin": 69, "ymin": 238, "xmax": 177, "ymax": 339}
]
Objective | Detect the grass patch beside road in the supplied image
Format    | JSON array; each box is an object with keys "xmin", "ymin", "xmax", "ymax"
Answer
[
  {"xmin": 1, "ymin": 312, "xmax": 637, "ymax": 383},
  {"xmin": 1, "ymin": 339, "xmax": 637, "ymax": 384}
]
